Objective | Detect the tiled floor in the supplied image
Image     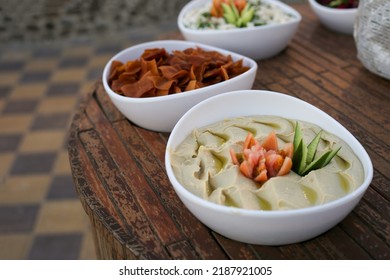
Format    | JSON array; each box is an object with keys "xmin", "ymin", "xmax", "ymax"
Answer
[{"xmin": 0, "ymin": 21, "xmax": 178, "ymax": 259}]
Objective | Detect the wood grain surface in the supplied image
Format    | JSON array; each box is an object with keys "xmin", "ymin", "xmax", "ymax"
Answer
[{"xmin": 68, "ymin": 4, "xmax": 390, "ymax": 260}]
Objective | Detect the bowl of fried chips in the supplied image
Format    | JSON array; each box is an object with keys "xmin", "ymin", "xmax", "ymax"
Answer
[{"xmin": 102, "ymin": 40, "xmax": 257, "ymax": 132}]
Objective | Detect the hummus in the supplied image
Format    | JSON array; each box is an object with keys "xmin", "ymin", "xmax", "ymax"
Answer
[{"xmin": 170, "ymin": 116, "xmax": 364, "ymax": 210}]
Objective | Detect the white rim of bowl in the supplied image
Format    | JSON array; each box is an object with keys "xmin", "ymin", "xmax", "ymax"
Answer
[
  {"xmin": 165, "ymin": 90, "xmax": 373, "ymax": 218},
  {"xmin": 178, "ymin": 0, "xmax": 302, "ymax": 35},
  {"xmin": 102, "ymin": 40, "xmax": 257, "ymax": 104}
]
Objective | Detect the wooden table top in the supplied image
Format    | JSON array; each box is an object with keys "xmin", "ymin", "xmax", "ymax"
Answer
[{"xmin": 68, "ymin": 4, "xmax": 390, "ymax": 260}]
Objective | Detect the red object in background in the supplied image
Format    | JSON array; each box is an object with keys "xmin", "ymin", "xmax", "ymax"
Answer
[{"xmin": 316, "ymin": 0, "xmax": 359, "ymax": 8}]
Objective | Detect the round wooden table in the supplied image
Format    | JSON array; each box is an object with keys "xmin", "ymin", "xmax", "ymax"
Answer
[{"xmin": 68, "ymin": 4, "xmax": 390, "ymax": 260}]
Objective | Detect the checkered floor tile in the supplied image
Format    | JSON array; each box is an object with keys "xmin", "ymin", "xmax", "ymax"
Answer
[{"xmin": 0, "ymin": 21, "xmax": 178, "ymax": 259}]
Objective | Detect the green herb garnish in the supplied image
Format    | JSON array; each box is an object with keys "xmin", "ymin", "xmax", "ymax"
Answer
[{"xmin": 292, "ymin": 122, "xmax": 341, "ymax": 176}]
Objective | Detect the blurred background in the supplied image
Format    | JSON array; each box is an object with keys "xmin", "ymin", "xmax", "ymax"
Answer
[
  {"xmin": 0, "ymin": 0, "xmax": 303, "ymax": 43},
  {"xmin": 0, "ymin": 0, "xmax": 304, "ymax": 260}
]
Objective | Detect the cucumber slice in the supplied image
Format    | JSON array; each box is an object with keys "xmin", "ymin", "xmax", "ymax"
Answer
[
  {"xmin": 292, "ymin": 121, "xmax": 340, "ymax": 176},
  {"xmin": 301, "ymin": 146, "xmax": 341, "ymax": 176},
  {"xmin": 231, "ymin": 2, "xmax": 240, "ymax": 20},
  {"xmin": 306, "ymin": 131, "xmax": 322, "ymax": 164},
  {"xmin": 301, "ymin": 150, "xmax": 331, "ymax": 176},
  {"xmin": 292, "ymin": 138, "xmax": 307, "ymax": 175},
  {"xmin": 322, "ymin": 146, "xmax": 341, "ymax": 167},
  {"xmin": 221, "ymin": 3, "xmax": 236, "ymax": 25},
  {"xmin": 293, "ymin": 122, "xmax": 302, "ymax": 154}
]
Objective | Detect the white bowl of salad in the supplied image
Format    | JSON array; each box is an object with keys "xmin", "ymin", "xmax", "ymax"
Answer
[{"xmin": 178, "ymin": 0, "xmax": 302, "ymax": 60}]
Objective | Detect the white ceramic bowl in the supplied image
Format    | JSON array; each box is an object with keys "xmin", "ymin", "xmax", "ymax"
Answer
[
  {"xmin": 308, "ymin": 0, "xmax": 357, "ymax": 35},
  {"xmin": 165, "ymin": 90, "xmax": 373, "ymax": 245},
  {"xmin": 178, "ymin": 0, "xmax": 302, "ymax": 60},
  {"xmin": 102, "ymin": 40, "xmax": 257, "ymax": 132}
]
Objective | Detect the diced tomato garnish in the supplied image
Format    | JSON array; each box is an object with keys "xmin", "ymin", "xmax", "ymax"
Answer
[
  {"xmin": 229, "ymin": 131, "xmax": 293, "ymax": 187},
  {"xmin": 239, "ymin": 160, "xmax": 253, "ymax": 178},
  {"xmin": 254, "ymin": 169, "xmax": 268, "ymax": 183},
  {"xmin": 277, "ymin": 157, "xmax": 293, "ymax": 176},
  {"xmin": 229, "ymin": 148, "xmax": 239, "ymax": 165},
  {"xmin": 261, "ymin": 131, "xmax": 278, "ymax": 151},
  {"xmin": 282, "ymin": 142, "xmax": 294, "ymax": 159}
]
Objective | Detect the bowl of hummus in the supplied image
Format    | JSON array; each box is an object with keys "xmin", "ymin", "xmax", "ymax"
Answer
[{"xmin": 165, "ymin": 90, "xmax": 373, "ymax": 245}]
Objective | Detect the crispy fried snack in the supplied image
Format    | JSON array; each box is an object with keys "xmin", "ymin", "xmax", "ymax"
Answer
[{"xmin": 108, "ymin": 47, "xmax": 249, "ymax": 98}]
